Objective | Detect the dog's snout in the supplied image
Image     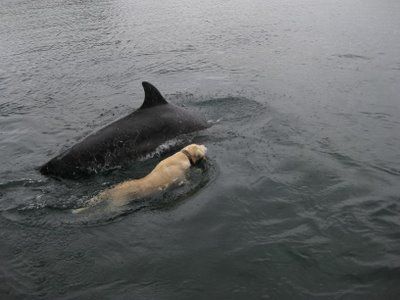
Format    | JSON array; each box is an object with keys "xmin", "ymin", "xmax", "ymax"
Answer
[{"xmin": 202, "ymin": 145, "xmax": 207, "ymax": 153}]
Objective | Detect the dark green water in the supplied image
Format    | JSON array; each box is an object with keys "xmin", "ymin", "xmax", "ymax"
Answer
[{"xmin": 1, "ymin": 0, "xmax": 400, "ymax": 298}]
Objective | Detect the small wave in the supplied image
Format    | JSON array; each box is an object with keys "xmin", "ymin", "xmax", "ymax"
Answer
[
  {"xmin": 334, "ymin": 54, "xmax": 371, "ymax": 60},
  {"xmin": 0, "ymin": 178, "xmax": 46, "ymax": 189},
  {"xmin": 0, "ymin": 101, "xmax": 32, "ymax": 117},
  {"xmin": 207, "ymin": 118, "xmax": 222, "ymax": 125}
]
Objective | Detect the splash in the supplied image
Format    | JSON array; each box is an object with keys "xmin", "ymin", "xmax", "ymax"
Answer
[{"xmin": 138, "ymin": 138, "xmax": 187, "ymax": 161}]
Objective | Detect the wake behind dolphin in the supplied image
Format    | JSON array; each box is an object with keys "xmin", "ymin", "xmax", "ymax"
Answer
[{"xmin": 40, "ymin": 82, "xmax": 210, "ymax": 178}]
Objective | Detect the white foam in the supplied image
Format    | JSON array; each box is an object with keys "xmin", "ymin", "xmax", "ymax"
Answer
[{"xmin": 138, "ymin": 138, "xmax": 184, "ymax": 161}]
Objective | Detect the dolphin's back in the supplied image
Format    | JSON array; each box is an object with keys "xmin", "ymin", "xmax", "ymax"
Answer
[{"xmin": 40, "ymin": 83, "xmax": 209, "ymax": 178}]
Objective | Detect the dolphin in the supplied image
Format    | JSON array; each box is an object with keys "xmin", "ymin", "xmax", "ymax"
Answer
[{"xmin": 40, "ymin": 82, "xmax": 210, "ymax": 178}]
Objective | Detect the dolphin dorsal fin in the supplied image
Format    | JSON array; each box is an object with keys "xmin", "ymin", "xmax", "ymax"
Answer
[{"xmin": 140, "ymin": 82, "xmax": 168, "ymax": 109}]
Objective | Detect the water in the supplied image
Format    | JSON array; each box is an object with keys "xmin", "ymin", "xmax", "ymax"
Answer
[{"xmin": 1, "ymin": 0, "xmax": 400, "ymax": 298}]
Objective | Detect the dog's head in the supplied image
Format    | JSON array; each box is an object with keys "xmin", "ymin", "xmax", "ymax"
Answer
[{"xmin": 182, "ymin": 144, "xmax": 207, "ymax": 164}]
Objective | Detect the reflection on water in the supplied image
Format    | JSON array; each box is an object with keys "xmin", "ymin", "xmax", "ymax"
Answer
[{"xmin": 1, "ymin": 0, "xmax": 400, "ymax": 298}]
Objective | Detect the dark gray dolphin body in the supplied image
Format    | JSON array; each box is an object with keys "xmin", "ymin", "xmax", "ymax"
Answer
[{"xmin": 40, "ymin": 82, "xmax": 210, "ymax": 178}]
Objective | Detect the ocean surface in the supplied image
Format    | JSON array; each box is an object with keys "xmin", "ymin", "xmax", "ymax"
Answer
[{"xmin": 1, "ymin": 0, "xmax": 400, "ymax": 298}]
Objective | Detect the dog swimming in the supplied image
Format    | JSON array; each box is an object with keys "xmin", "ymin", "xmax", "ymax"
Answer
[{"xmin": 73, "ymin": 144, "xmax": 207, "ymax": 213}]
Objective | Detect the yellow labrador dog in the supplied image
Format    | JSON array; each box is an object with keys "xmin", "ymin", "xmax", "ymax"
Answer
[{"xmin": 73, "ymin": 144, "xmax": 207, "ymax": 213}]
